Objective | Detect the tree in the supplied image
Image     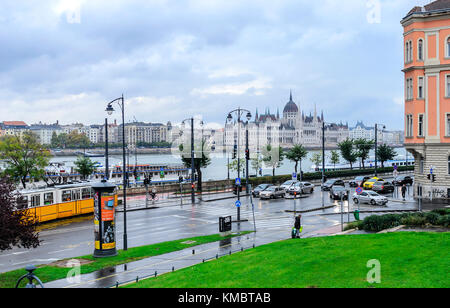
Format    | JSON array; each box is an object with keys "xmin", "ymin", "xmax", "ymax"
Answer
[
  {"xmin": 377, "ymin": 144, "xmax": 397, "ymax": 168},
  {"xmin": 330, "ymin": 150, "xmax": 340, "ymax": 169},
  {"xmin": 74, "ymin": 156, "xmax": 97, "ymax": 180},
  {"xmin": 250, "ymin": 155, "xmax": 263, "ymax": 177},
  {"xmin": 338, "ymin": 138, "xmax": 358, "ymax": 170},
  {"xmin": 354, "ymin": 138, "xmax": 374, "ymax": 169},
  {"xmin": 179, "ymin": 140, "xmax": 211, "ymax": 192},
  {"xmin": 286, "ymin": 145, "xmax": 308, "ymax": 178},
  {"xmin": 0, "ymin": 132, "xmax": 51, "ymax": 189},
  {"xmin": 228, "ymin": 159, "xmax": 245, "ymax": 174},
  {"xmin": 262, "ymin": 145, "xmax": 284, "ymax": 177},
  {"xmin": 0, "ymin": 177, "xmax": 40, "ymax": 251},
  {"xmin": 310, "ymin": 153, "xmax": 322, "ymax": 171}
]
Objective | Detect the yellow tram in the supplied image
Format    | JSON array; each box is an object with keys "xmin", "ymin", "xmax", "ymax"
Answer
[{"xmin": 17, "ymin": 183, "xmax": 116, "ymax": 223}]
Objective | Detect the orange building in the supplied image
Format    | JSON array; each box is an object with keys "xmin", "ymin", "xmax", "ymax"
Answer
[{"xmin": 402, "ymin": 0, "xmax": 450, "ymax": 201}]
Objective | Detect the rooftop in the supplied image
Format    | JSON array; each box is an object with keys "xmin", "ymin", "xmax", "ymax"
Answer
[{"xmin": 403, "ymin": 0, "xmax": 450, "ymax": 20}]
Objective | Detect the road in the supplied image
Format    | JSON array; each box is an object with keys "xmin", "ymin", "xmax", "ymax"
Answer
[{"xmin": 0, "ymin": 182, "xmax": 418, "ymax": 274}]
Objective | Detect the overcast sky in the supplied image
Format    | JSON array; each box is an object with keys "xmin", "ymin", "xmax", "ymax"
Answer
[{"xmin": 0, "ymin": 0, "xmax": 432, "ymax": 130}]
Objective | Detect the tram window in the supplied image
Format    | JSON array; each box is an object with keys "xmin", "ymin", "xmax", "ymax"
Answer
[
  {"xmin": 16, "ymin": 196, "xmax": 28, "ymax": 209},
  {"xmin": 62, "ymin": 190, "xmax": 72, "ymax": 202},
  {"xmin": 30, "ymin": 195, "xmax": 40, "ymax": 207},
  {"xmin": 72, "ymin": 189, "xmax": 81, "ymax": 201},
  {"xmin": 82, "ymin": 188, "xmax": 92, "ymax": 199},
  {"xmin": 44, "ymin": 193, "xmax": 54, "ymax": 205}
]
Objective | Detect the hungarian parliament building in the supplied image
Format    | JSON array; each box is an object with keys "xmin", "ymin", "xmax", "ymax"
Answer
[{"xmin": 223, "ymin": 91, "xmax": 350, "ymax": 152}]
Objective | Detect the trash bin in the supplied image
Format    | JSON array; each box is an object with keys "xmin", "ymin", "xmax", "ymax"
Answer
[{"xmin": 353, "ymin": 209, "xmax": 360, "ymax": 221}]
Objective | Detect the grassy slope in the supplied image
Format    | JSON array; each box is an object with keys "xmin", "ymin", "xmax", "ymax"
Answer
[
  {"xmin": 127, "ymin": 232, "xmax": 449, "ymax": 288},
  {"xmin": 1, "ymin": 232, "xmax": 251, "ymax": 288}
]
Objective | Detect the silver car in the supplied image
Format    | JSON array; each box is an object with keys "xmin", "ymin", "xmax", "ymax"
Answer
[
  {"xmin": 288, "ymin": 182, "xmax": 314, "ymax": 195},
  {"xmin": 259, "ymin": 186, "xmax": 286, "ymax": 199},
  {"xmin": 280, "ymin": 180, "xmax": 298, "ymax": 191},
  {"xmin": 353, "ymin": 191, "xmax": 388, "ymax": 206}
]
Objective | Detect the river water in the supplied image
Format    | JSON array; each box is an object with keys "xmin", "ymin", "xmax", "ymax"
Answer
[{"xmin": 49, "ymin": 147, "xmax": 410, "ymax": 181}]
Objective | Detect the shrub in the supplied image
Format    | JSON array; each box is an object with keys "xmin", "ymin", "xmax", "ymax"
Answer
[
  {"xmin": 400, "ymin": 215, "xmax": 427, "ymax": 227},
  {"xmin": 431, "ymin": 208, "xmax": 450, "ymax": 216},
  {"xmin": 437, "ymin": 215, "xmax": 450, "ymax": 228},
  {"xmin": 362, "ymin": 214, "xmax": 401, "ymax": 232},
  {"xmin": 424, "ymin": 212, "xmax": 440, "ymax": 225},
  {"xmin": 344, "ymin": 220, "xmax": 363, "ymax": 231}
]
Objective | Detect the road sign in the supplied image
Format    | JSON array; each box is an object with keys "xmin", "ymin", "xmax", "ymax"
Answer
[
  {"xmin": 235, "ymin": 200, "xmax": 241, "ymax": 208},
  {"xmin": 292, "ymin": 172, "xmax": 297, "ymax": 180},
  {"xmin": 235, "ymin": 178, "xmax": 241, "ymax": 186},
  {"xmin": 356, "ymin": 186, "xmax": 363, "ymax": 195},
  {"xmin": 430, "ymin": 167, "xmax": 433, "ymax": 175},
  {"xmin": 394, "ymin": 165, "xmax": 398, "ymax": 171}
]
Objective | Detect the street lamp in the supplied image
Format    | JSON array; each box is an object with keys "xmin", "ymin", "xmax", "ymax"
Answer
[
  {"xmin": 105, "ymin": 94, "xmax": 129, "ymax": 251},
  {"xmin": 180, "ymin": 117, "xmax": 196, "ymax": 204},
  {"xmin": 226, "ymin": 108, "xmax": 252, "ymax": 222},
  {"xmin": 374, "ymin": 123, "xmax": 386, "ymax": 177}
]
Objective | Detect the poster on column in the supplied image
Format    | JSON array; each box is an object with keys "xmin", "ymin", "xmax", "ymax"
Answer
[
  {"xmin": 94, "ymin": 192, "xmax": 100, "ymax": 250},
  {"xmin": 101, "ymin": 193, "xmax": 116, "ymax": 250}
]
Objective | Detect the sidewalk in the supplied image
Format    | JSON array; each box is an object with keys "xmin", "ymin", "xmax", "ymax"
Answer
[{"xmin": 43, "ymin": 223, "xmax": 347, "ymax": 288}]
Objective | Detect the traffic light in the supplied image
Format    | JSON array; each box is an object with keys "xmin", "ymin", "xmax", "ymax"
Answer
[
  {"xmin": 160, "ymin": 169, "xmax": 165, "ymax": 179},
  {"xmin": 245, "ymin": 149, "xmax": 250, "ymax": 160},
  {"xmin": 427, "ymin": 174, "xmax": 436, "ymax": 182},
  {"xmin": 179, "ymin": 176, "xmax": 183, "ymax": 183},
  {"xmin": 232, "ymin": 144, "xmax": 237, "ymax": 160}
]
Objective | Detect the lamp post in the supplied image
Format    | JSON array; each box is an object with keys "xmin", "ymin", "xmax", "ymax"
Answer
[
  {"xmin": 374, "ymin": 123, "xmax": 386, "ymax": 177},
  {"xmin": 105, "ymin": 94, "xmax": 128, "ymax": 251},
  {"xmin": 226, "ymin": 108, "xmax": 252, "ymax": 222},
  {"xmin": 181, "ymin": 117, "xmax": 196, "ymax": 204}
]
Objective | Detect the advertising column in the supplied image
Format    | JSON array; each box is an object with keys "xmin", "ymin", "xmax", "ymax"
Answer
[{"xmin": 93, "ymin": 181, "xmax": 118, "ymax": 258}]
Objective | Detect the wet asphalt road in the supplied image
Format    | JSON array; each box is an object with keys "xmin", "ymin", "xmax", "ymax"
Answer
[{"xmin": 0, "ymin": 182, "xmax": 417, "ymax": 274}]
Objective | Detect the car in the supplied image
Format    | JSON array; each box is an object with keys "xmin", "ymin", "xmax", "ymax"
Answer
[
  {"xmin": 372, "ymin": 181, "xmax": 395, "ymax": 194},
  {"xmin": 321, "ymin": 179, "xmax": 345, "ymax": 191},
  {"xmin": 251, "ymin": 184, "xmax": 272, "ymax": 197},
  {"xmin": 349, "ymin": 176, "xmax": 371, "ymax": 187},
  {"xmin": 392, "ymin": 175, "xmax": 414, "ymax": 186},
  {"xmin": 330, "ymin": 186, "xmax": 349, "ymax": 200},
  {"xmin": 353, "ymin": 191, "xmax": 388, "ymax": 206},
  {"xmin": 363, "ymin": 177, "xmax": 384, "ymax": 190},
  {"xmin": 259, "ymin": 186, "xmax": 286, "ymax": 199},
  {"xmin": 288, "ymin": 182, "xmax": 315, "ymax": 195},
  {"xmin": 280, "ymin": 180, "xmax": 298, "ymax": 191}
]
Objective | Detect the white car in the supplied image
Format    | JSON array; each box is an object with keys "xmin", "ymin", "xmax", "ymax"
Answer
[
  {"xmin": 288, "ymin": 182, "xmax": 314, "ymax": 195},
  {"xmin": 259, "ymin": 186, "xmax": 286, "ymax": 199},
  {"xmin": 280, "ymin": 180, "xmax": 298, "ymax": 191},
  {"xmin": 353, "ymin": 191, "xmax": 388, "ymax": 206}
]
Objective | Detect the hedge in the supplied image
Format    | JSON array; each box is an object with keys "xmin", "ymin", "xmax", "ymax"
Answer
[{"xmin": 358, "ymin": 210, "xmax": 450, "ymax": 232}]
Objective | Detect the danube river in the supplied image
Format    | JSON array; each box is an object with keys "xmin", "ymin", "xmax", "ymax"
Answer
[{"xmin": 49, "ymin": 147, "xmax": 410, "ymax": 181}]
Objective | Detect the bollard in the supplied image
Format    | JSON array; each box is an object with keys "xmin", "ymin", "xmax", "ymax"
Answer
[
  {"xmin": 15, "ymin": 265, "xmax": 44, "ymax": 288},
  {"xmin": 202, "ymin": 259, "xmax": 205, "ymax": 263},
  {"xmin": 136, "ymin": 276, "xmax": 139, "ymax": 283},
  {"xmin": 155, "ymin": 271, "xmax": 157, "ymax": 277},
  {"xmin": 172, "ymin": 266, "xmax": 175, "ymax": 272},
  {"xmin": 116, "ymin": 281, "xmax": 119, "ymax": 288},
  {"xmin": 192, "ymin": 249, "xmax": 195, "ymax": 255},
  {"xmin": 216, "ymin": 254, "xmax": 218, "ymax": 259},
  {"xmin": 241, "ymin": 247, "xmax": 244, "ymax": 252}
]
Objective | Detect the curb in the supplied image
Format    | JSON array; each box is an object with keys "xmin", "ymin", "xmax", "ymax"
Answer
[
  {"xmin": 203, "ymin": 194, "xmax": 250, "ymax": 202},
  {"xmin": 377, "ymin": 225, "xmax": 406, "ymax": 234},
  {"xmin": 285, "ymin": 205, "xmax": 335, "ymax": 214}
]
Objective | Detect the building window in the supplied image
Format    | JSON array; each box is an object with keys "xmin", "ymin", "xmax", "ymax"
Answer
[
  {"xmin": 418, "ymin": 39, "xmax": 423, "ymax": 61},
  {"xmin": 418, "ymin": 77, "xmax": 424, "ymax": 99},
  {"xmin": 419, "ymin": 156, "xmax": 424, "ymax": 174},
  {"xmin": 406, "ymin": 78, "xmax": 413, "ymax": 100},
  {"xmin": 406, "ymin": 114, "xmax": 413, "ymax": 137},
  {"xmin": 447, "ymin": 114, "xmax": 450, "ymax": 136},
  {"xmin": 418, "ymin": 114, "xmax": 424, "ymax": 137},
  {"xmin": 405, "ymin": 41, "xmax": 410, "ymax": 62},
  {"xmin": 447, "ymin": 37, "xmax": 450, "ymax": 57},
  {"xmin": 447, "ymin": 75, "xmax": 450, "ymax": 97},
  {"xmin": 448, "ymin": 156, "xmax": 450, "ymax": 175}
]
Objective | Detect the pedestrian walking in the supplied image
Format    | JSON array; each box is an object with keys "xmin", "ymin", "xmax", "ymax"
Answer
[
  {"xmin": 401, "ymin": 184, "xmax": 407, "ymax": 201},
  {"xmin": 294, "ymin": 215, "xmax": 302, "ymax": 238}
]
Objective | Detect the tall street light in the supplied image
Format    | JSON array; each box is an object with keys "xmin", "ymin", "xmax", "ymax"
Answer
[
  {"xmin": 374, "ymin": 123, "xmax": 386, "ymax": 177},
  {"xmin": 105, "ymin": 94, "xmax": 128, "ymax": 251},
  {"xmin": 181, "ymin": 117, "xmax": 196, "ymax": 204},
  {"xmin": 226, "ymin": 108, "xmax": 252, "ymax": 222}
]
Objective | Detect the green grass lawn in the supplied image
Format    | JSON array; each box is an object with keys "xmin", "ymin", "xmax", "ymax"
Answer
[
  {"xmin": 0, "ymin": 232, "xmax": 251, "ymax": 288},
  {"xmin": 125, "ymin": 232, "xmax": 449, "ymax": 288}
]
